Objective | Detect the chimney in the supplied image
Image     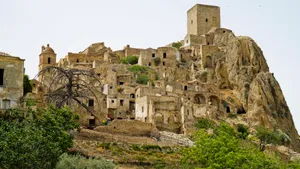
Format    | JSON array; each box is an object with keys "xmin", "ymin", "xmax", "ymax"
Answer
[{"xmin": 47, "ymin": 44, "xmax": 50, "ymax": 47}]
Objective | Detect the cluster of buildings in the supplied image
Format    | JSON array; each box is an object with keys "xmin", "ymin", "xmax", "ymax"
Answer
[{"xmin": 1, "ymin": 4, "xmax": 239, "ymax": 134}]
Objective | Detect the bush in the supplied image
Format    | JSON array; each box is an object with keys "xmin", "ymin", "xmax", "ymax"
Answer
[
  {"xmin": 237, "ymin": 124, "xmax": 249, "ymax": 139},
  {"xmin": 136, "ymin": 74, "xmax": 150, "ymax": 85},
  {"xmin": 181, "ymin": 123, "xmax": 290, "ymax": 169},
  {"xmin": 172, "ymin": 42, "xmax": 182, "ymax": 49},
  {"xmin": 128, "ymin": 65, "xmax": 149, "ymax": 74},
  {"xmin": 55, "ymin": 154, "xmax": 115, "ymax": 169},
  {"xmin": 195, "ymin": 118, "xmax": 215, "ymax": 129},
  {"xmin": 255, "ymin": 126, "xmax": 281, "ymax": 151},
  {"xmin": 121, "ymin": 55, "xmax": 138, "ymax": 65}
]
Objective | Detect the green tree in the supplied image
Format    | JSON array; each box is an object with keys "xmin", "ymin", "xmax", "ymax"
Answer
[
  {"xmin": 255, "ymin": 126, "xmax": 281, "ymax": 151},
  {"xmin": 181, "ymin": 123, "xmax": 285, "ymax": 169},
  {"xmin": 23, "ymin": 74, "xmax": 32, "ymax": 95},
  {"xmin": 0, "ymin": 106, "xmax": 79, "ymax": 169}
]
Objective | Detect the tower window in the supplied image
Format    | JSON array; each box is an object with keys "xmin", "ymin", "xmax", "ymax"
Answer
[
  {"xmin": 152, "ymin": 53, "xmax": 155, "ymax": 58},
  {"xmin": 0, "ymin": 69, "xmax": 4, "ymax": 86},
  {"xmin": 206, "ymin": 18, "xmax": 208, "ymax": 22},
  {"xmin": 48, "ymin": 57, "xmax": 51, "ymax": 64},
  {"xmin": 163, "ymin": 53, "xmax": 166, "ymax": 58}
]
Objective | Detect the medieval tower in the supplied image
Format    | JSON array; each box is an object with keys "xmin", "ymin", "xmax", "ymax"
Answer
[
  {"xmin": 38, "ymin": 44, "xmax": 56, "ymax": 81},
  {"xmin": 187, "ymin": 4, "xmax": 220, "ymax": 36}
]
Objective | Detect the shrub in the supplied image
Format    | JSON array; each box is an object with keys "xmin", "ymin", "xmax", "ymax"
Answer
[
  {"xmin": 255, "ymin": 126, "xmax": 281, "ymax": 151},
  {"xmin": 153, "ymin": 57, "xmax": 161, "ymax": 66},
  {"xmin": 136, "ymin": 74, "xmax": 150, "ymax": 85},
  {"xmin": 55, "ymin": 154, "xmax": 115, "ymax": 169},
  {"xmin": 120, "ymin": 55, "xmax": 138, "ymax": 65},
  {"xmin": 195, "ymin": 118, "xmax": 215, "ymax": 129},
  {"xmin": 132, "ymin": 144, "xmax": 141, "ymax": 151},
  {"xmin": 128, "ymin": 65, "xmax": 149, "ymax": 74},
  {"xmin": 172, "ymin": 42, "xmax": 182, "ymax": 49},
  {"xmin": 237, "ymin": 124, "xmax": 249, "ymax": 139}
]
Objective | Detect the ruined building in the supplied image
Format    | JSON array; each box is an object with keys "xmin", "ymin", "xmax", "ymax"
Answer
[
  {"xmin": 34, "ymin": 4, "xmax": 300, "ymax": 151},
  {"xmin": 0, "ymin": 52, "xmax": 25, "ymax": 110}
]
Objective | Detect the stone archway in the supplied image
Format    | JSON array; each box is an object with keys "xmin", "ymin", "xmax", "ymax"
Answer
[
  {"xmin": 194, "ymin": 94, "xmax": 206, "ymax": 104},
  {"xmin": 153, "ymin": 113, "xmax": 163, "ymax": 124},
  {"xmin": 208, "ymin": 95, "xmax": 220, "ymax": 109}
]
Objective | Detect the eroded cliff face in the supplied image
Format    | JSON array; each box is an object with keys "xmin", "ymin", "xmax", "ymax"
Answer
[{"xmin": 210, "ymin": 28, "xmax": 299, "ymax": 151}]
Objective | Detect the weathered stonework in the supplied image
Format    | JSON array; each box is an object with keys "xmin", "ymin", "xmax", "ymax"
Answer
[
  {"xmin": 0, "ymin": 53, "xmax": 24, "ymax": 109},
  {"xmin": 32, "ymin": 3, "xmax": 300, "ymax": 152}
]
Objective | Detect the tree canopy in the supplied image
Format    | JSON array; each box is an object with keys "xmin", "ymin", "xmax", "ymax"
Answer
[
  {"xmin": 0, "ymin": 106, "xmax": 79, "ymax": 169},
  {"xmin": 181, "ymin": 123, "xmax": 300, "ymax": 169}
]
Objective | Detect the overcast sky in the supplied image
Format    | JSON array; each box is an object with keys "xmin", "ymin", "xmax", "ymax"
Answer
[{"xmin": 1, "ymin": 0, "xmax": 299, "ymax": 131}]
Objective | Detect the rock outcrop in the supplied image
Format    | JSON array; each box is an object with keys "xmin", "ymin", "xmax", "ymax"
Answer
[{"xmin": 209, "ymin": 28, "xmax": 299, "ymax": 151}]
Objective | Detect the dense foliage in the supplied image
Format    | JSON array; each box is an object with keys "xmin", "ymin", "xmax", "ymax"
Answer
[
  {"xmin": 195, "ymin": 118, "xmax": 215, "ymax": 129},
  {"xmin": 56, "ymin": 154, "xmax": 115, "ymax": 169},
  {"xmin": 0, "ymin": 106, "xmax": 79, "ymax": 169},
  {"xmin": 23, "ymin": 74, "xmax": 32, "ymax": 95},
  {"xmin": 181, "ymin": 123, "xmax": 300, "ymax": 169},
  {"xmin": 128, "ymin": 65, "xmax": 156, "ymax": 85},
  {"xmin": 172, "ymin": 42, "xmax": 182, "ymax": 49},
  {"xmin": 121, "ymin": 55, "xmax": 138, "ymax": 65},
  {"xmin": 255, "ymin": 126, "xmax": 290, "ymax": 151}
]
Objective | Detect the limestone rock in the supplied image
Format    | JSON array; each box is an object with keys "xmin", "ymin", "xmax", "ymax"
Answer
[{"xmin": 247, "ymin": 72, "xmax": 300, "ymax": 151}]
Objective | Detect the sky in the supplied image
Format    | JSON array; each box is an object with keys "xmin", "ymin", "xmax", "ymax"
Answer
[{"xmin": 0, "ymin": 0, "xmax": 299, "ymax": 130}]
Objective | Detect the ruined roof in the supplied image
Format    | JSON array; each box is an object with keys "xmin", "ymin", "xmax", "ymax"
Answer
[
  {"xmin": 41, "ymin": 44, "xmax": 56, "ymax": 55},
  {"xmin": 0, "ymin": 51, "xmax": 11, "ymax": 56}
]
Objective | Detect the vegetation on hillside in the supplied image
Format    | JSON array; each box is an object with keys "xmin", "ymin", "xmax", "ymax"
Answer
[
  {"xmin": 120, "ymin": 55, "xmax": 139, "ymax": 65},
  {"xmin": 128, "ymin": 65, "xmax": 159, "ymax": 85},
  {"xmin": 181, "ymin": 122, "xmax": 300, "ymax": 169},
  {"xmin": 172, "ymin": 42, "xmax": 182, "ymax": 49},
  {"xmin": 56, "ymin": 154, "xmax": 115, "ymax": 169},
  {"xmin": 0, "ymin": 106, "xmax": 79, "ymax": 169}
]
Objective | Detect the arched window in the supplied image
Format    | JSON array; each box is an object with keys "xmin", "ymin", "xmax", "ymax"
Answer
[
  {"xmin": 194, "ymin": 94, "xmax": 206, "ymax": 104},
  {"xmin": 48, "ymin": 57, "xmax": 51, "ymax": 64}
]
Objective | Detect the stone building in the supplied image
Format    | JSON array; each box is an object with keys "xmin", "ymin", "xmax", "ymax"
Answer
[
  {"xmin": 0, "ymin": 52, "xmax": 25, "ymax": 109},
  {"xmin": 32, "ymin": 3, "xmax": 300, "ymax": 153}
]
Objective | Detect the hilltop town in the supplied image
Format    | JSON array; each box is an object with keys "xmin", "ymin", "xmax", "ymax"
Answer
[{"xmin": 1, "ymin": 4, "xmax": 300, "ymax": 167}]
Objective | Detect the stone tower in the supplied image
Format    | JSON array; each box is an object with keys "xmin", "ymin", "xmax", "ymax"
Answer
[
  {"xmin": 38, "ymin": 44, "xmax": 56, "ymax": 81},
  {"xmin": 187, "ymin": 4, "xmax": 220, "ymax": 36}
]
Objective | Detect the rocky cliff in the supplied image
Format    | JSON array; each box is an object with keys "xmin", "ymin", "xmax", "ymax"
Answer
[{"xmin": 209, "ymin": 28, "xmax": 299, "ymax": 151}]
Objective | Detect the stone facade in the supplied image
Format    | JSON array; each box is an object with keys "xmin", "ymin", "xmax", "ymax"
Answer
[
  {"xmin": 32, "ymin": 3, "xmax": 300, "ymax": 151},
  {"xmin": 0, "ymin": 52, "xmax": 24, "ymax": 110}
]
